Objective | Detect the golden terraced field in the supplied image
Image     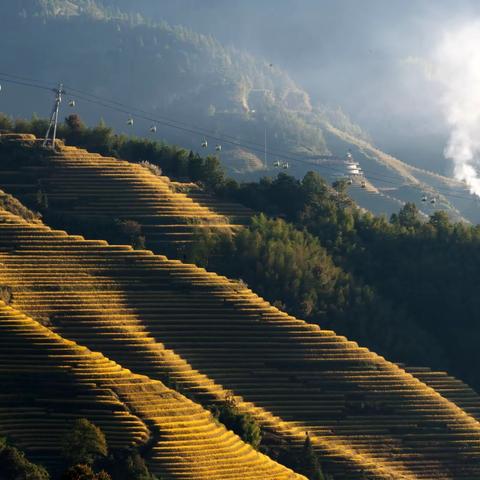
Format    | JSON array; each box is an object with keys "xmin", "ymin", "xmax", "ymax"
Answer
[
  {"xmin": 1, "ymin": 135, "xmax": 480, "ymax": 479},
  {"xmin": 0, "ymin": 207, "xmax": 478, "ymax": 478},
  {"xmin": 0, "ymin": 300, "xmax": 303, "ymax": 480},
  {"xmin": 0, "ymin": 134, "xmax": 252, "ymax": 255}
]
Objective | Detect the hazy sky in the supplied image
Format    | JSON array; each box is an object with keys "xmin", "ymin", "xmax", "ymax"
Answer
[
  {"xmin": 124, "ymin": 0, "xmax": 480, "ymax": 172},
  {"xmin": 4, "ymin": 0, "xmax": 479, "ymax": 175}
]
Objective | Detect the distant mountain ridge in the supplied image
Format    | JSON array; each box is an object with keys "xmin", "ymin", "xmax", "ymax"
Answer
[{"xmin": 1, "ymin": 0, "xmax": 477, "ymax": 221}]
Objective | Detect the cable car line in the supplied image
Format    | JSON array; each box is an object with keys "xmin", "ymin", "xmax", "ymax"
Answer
[
  {"xmin": 0, "ymin": 70, "xmax": 473, "ymax": 198},
  {"xmin": 0, "ymin": 71, "xmax": 478, "ymax": 204},
  {"xmin": 60, "ymin": 81, "xmax": 479, "ymax": 200},
  {"xmin": 10, "ymin": 72, "xmax": 475, "ymax": 198},
  {"xmin": 0, "ymin": 76, "xmax": 53, "ymax": 93},
  {"xmin": 49, "ymin": 80, "xmax": 480, "ymax": 195}
]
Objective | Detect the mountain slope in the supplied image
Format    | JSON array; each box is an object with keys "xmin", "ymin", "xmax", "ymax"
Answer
[
  {"xmin": 0, "ymin": 299, "xmax": 303, "ymax": 479},
  {"xmin": 0, "ymin": 134, "xmax": 252, "ymax": 257},
  {"xmin": 321, "ymin": 123, "xmax": 474, "ymax": 222},
  {"xmin": 0, "ymin": 1, "xmax": 477, "ymax": 221},
  {"xmin": 0, "ymin": 300, "xmax": 149, "ymax": 466},
  {"xmin": 404, "ymin": 366, "xmax": 480, "ymax": 422},
  {"xmin": 0, "ymin": 189, "xmax": 479, "ymax": 478},
  {"xmin": 0, "ymin": 133, "xmax": 453, "ymax": 376}
]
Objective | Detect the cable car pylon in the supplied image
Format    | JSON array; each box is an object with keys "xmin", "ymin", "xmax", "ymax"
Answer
[
  {"xmin": 42, "ymin": 83, "xmax": 65, "ymax": 150},
  {"xmin": 0, "ymin": 70, "xmax": 469, "ymax": 205}
]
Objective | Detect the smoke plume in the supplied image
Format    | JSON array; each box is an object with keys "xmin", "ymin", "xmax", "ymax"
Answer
[{"xmin": 435, "ymin": 21, "xmax": 480, "ymax": 195}]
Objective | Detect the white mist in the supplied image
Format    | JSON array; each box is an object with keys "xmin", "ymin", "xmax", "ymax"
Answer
[{"xmin": 434, "ymin": 21, "xmax": 480, "ymax": 195}]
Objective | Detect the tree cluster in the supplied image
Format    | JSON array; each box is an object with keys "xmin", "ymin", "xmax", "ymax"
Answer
[
  {"xmin": 209, "ymin": 394, "xmax": 262, "ymax": 449},
  {"xmin": 0, "ymin": 437, "xmax": 49, "ymax": 480},
  {"xmin": 3, "ymin": 114, "xmax": 480, "ymax": 390},
  {"xmin": 215, "ymin": 173, "xmax": 480, "ymax": 387},
  {"xmin": 0, "ymin": 114, "xmax": 225, "ymax": 191},
  {"xmin": 0, "ymin": 419, "xmax": 158, "ymax": 480}
]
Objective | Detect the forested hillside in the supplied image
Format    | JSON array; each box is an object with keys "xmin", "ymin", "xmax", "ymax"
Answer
[
  {"xmin": 203, "ymin": 175, "xmax": 480, "ymax": 390},
  {"xmin": 1, "ymin": 118, "xmax": 480, "ymax": 395},
  {"xmin": 3, "ymin": 130, "xmax": 480, "ymax": 479},
  {"xmin": 4, "ymin": 2, "xmax": 480, "ymax": 479},
  {"xmin": 0, "ymin": 0, "xmax": 478, "ymax": 222}
]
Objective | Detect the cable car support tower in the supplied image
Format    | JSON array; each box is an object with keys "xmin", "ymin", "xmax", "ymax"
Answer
[{"xmin": 42, "ymin": 83, "xmax": 65, "ymax": 150}]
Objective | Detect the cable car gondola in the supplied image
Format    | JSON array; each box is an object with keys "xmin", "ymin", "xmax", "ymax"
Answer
[
  {"xmin": 201, "ymin": 139, "xmax": 208, "ymax": 148},
  {"xmin": 150, "ymin": 125, "xmax": 157, "ymax": 133},
  {"xmin": 68, "ymin": 100, "xmax": 76, "ymax": 108},
  {"xmin": 215, "ymin": 144, "xmax": 222, "ymax": 152},
  {"xmin": 127, "ymin": 118, "xmax": 134, "ymax": 126}
]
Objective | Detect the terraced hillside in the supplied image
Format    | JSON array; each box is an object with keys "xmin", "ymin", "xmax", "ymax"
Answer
[
  {"xmin": 404, "ymin": 366, "xmax": 480, "ymax": 422},
  {"xmin": 0, "ymin": 299, "xmax": 303, "ymax": 480},
  {"xmin": 0, "ymin": 134, "xmax": 252, "ymax": 255},
  {"xmin": 0, "ymin": 204, "xmax": 479, "ymax": 479}
]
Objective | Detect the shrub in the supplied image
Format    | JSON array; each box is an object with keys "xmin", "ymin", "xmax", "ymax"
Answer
[
  {"xmin": 133, "ymin": 235, "xmax": 146, "ymax": 250},
  {"xmin": 0, "ymin": 440, "xmax": 50, "ymax": 480},
  {"xmin": 0, "ymin": 191, "xmax": 41, "ymax": 223},
  {"xmin": 99, "ymin": 449, "xmax": 157, "ymax": 480},
  {"xmin": 116, "ymin": 219, "xmax": 144, "ymax": 247},
  {"xmin": 275, "ymin": 434, "xmax": 325, "ymax": 480},
  {"xmin": 0, "ymin": 285, "xmax": 13, "ymax": 305},
  {"xmin": 300, "ymin": 434, "xmax": 325, "ymax": 480},
  {"xmin": 62, "ymin": 419, "xmax": 108, "ymax": 467},
  {"xmin": 210, "ymin": 394, "xmax": 261, "ymax": 449},
  {"xmin": 60, "ymin": 464, "xmax": 111, "ymax": 480},
  {"xmin": 65, "ymin": 114, "xmax": 86, "ymax": 133},
  {"xmin": 36, "ymin": 189, "xmax": 49, "ymax": 209},
  {"xmin": 139, "ymin": 161, "xmax": 162, "ymax": 177}
]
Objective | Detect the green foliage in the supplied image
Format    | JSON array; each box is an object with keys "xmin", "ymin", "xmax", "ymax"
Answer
[
  {"xmin": 4, "ymin": 111, "xmax": 480, "ymax": 388},
  {"xmin": 1, "ymin": 115, "xmax": 226, "ymax": 192},
  {"xmin": 99, "ymin": 450, "xmax": 157, "ymax": 480},
  {"xmin": 269, "ymin": 435, "xmax": 325, "ymax": 480},
  {"xmin": 300, "ymin": 435, "xmax": 324, "ymax": 480},
  {"xmin": 210, "ymin": 395, "xmax": 262, "ymax": 449},
  {"xmin": 0, "ymin": 113, "xmax": 13, "ymax": 131},
  {"xmin": 187, "ymin": 210, "xmax": 443, "ymax": 371},
  {"xmin": 390, "ymin": 202, "xmax": 421, "ymax": 230},
  {"xmin": 62, "ymin": 419, "xmax": 108, "ymax": 467},
  {"xmin": 0, "ymin": 190, "xmax": 41, "ymax": 223},
  {"xmin": 186, "ymin": 226, "xmax": 233, "ymax": 268},
  {"xmin": 219, "ymin": 171, "xmax": 356, "ymax": 254},
  {"xmin": 0, "ymin": 285, "xmax": 13, "ymax": 305},
  {"xmin": 60, "ymin": 464, "xmax": 111, "ymax": 480},
  {"xmin": 0, "ymin": 440, "xmax": 50, "ymax": 480},
  {"xmin": 116, "ymin": 220, "xmax": 145, "ymax": 249},
  {"xmin": 215, "ymin": 170, "xmax": 480, "ymax": 387},
  {"xmin": 225, "ymin": 213, "xmax": 344, "ymax": 319}
]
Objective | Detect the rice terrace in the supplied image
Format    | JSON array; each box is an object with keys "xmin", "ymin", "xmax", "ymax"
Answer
[{"xmin": 1, "ymin": 2, "xmax": 480, "ymax": 480}]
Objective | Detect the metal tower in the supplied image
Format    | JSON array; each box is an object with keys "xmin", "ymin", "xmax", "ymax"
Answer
[{"xmin": 42, "ymin": 83, "xmax": 65, "ymax": 150}]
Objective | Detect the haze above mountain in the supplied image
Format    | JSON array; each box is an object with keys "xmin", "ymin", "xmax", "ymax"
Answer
[
  {"xmin": 2, "ymin": 0, "xmax": 480, "ymax": 222},
  {"xmin": 102, "ymin": 0, "xmax": 480, "ymax": 176}
]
